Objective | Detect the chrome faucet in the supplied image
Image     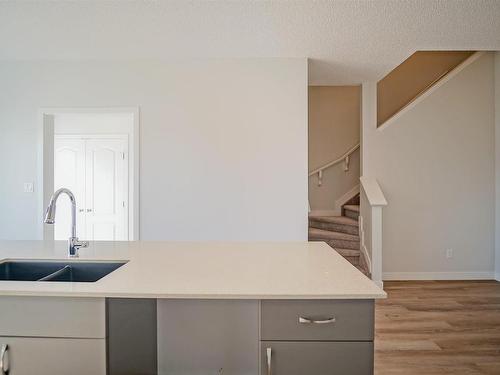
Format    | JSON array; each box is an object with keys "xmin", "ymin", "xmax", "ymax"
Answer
[{"xmin": 44, "ymin": 188, "xmax": 88, "ymax": 257}]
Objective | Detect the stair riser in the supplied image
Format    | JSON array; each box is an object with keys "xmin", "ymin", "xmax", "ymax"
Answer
[
  {"xmin": 343, "ymin": 209, "xmax": 359, "ymax": 220},
  {"xmin": 344, "ymin": 256, "xmax": 360, "ymax": 265},
  {"xmin": 308, "ymin": 238, "xmax": 360, "ymax": 250},
  {"xmin": 322, "ymin": 241, "xmax": 363, "ymax": 271},
  {"xmin": 308, "ymin": 220, "xmax": 359, "ymax": 235},
  {"xmin": 336, "ymin": 249, "xmax": 361, "ymax": 257},
  {"xmin": 358, "ymin": 256, "xmax": 371, "ymax": 278},
  {"xmin": 327, "ymin": 239, "xmax": 359, "ymax": 250}
]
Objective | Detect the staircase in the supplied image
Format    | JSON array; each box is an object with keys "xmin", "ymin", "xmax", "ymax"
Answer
[{"xmin": 308, "ymin": 195, "xmax": 369, "ymax": 276}]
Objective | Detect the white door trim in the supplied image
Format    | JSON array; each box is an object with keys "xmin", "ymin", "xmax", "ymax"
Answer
[{"xmin": 38, "ymin": 107, "xmax": 140, "ymax": 240}]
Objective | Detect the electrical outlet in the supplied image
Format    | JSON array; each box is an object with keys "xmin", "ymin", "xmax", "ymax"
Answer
[
  {"xmin": 23, "ymin": 182, "xmax": 34, "ymax": 193},
  {"xmin": 446, "ymin": 248, "xmax": 453, "ymax": 259}
]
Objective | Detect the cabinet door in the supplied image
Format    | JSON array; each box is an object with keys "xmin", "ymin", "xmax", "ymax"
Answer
[
  {"xmin": 85, "ymin": 138, "xmax": 128, "ymax": 241},
  {"xmin": 260, "ymin": 341, "xmax": 373, "ymax": 375},
  {"xmin": 158, "ymin": 300, "xmax": 259, "ymax": 375},
  {"xmin": 54, "ymin": 138, "xmax": 86, "ymax": 239},
  {"xmin": 0, "ymin": 337, "xmax": 106, "ymax": 375}
]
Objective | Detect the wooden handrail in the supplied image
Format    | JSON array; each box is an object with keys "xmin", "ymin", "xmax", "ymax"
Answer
[
  {"xmin": 308, "ymin": 143, "xmax": 360, "ymax": 186},
  {"xmin": 309, "ymin": 143, "xmax": 360, "ymax": 176}
]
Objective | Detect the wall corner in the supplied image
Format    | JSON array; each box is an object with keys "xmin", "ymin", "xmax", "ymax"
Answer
[{"xmin": 495, "ymin": 52, "xmax": 500, "ymax": 280}]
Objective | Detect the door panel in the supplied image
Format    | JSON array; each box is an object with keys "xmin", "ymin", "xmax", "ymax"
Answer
[
  {"xmin": 53, "ymin": 136, "xmax": 128, "ymax": 241},
  {"xmin": 85, "ymin": 139, "xmax": 128, "ymax": 241},
  {"xmin": 54, "ymin": 138, "xmax": 85, "ymax": 240}
]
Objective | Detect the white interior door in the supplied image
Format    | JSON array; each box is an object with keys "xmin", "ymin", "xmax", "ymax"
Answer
[
  {"xmin": 54, "ymin": 138, "xmax": 85, "ymax": 240},
  {"xmin": 85, "ymin": 138, "xmax": 128, "ymax": 241},
  {"xmin": 54, "ymin": 136, "xmax": 128, "ymax": 241}
]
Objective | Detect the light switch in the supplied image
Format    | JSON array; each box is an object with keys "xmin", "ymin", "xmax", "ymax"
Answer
[{"xmin": 24, "ymin": 182, "xmax": 34, "ymax": 193}]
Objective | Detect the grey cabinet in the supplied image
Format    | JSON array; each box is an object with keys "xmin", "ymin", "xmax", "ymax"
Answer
[
  {"xmin": 260, "ymin": 300, "xmax": 375, "ymax": 375},
  {"xmin": 260, "ymin": 342, "xmax": 373, "ymax": 375},
  {"xmin": 107, "ymin": 298, "xmax": 158, "ymax": 375},
  {"xmin": 0, "ymin": 336, "xmax": 106, "ymax": 375},
  {"xmin": 0, "ymin": 296, "xmax": 375, "ymax": 375},
  {"xmin": 157, "ymin": 299, "xmax": 259, "ymax": 375},
  {"xmin": 0, "ymin": 296, "xmax": 106, "ymax": 375}
]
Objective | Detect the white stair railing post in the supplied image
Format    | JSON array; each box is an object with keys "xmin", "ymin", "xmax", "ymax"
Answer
[
  {"xmin": 371, "ymin": 206, "xmax": 383, "ymax": 286},
  {"xmin": 359, "ymin": 176, "xmax": 387, "ymax": 288}
]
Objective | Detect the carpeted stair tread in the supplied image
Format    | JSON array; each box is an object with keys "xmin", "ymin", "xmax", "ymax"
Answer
[
  {"xmin": 308, "ymin": 227, "xmax": 359, "ymax": 242},
  {"xmin": 308, "ymin": 193, "xmax": 366, "ymax": 275},
  {"xmin": 308, "ymin": 215, "xmax": 358, "ymax": 227},
  {"xmin": 343, "ymin": 204, "xmax": 360, "ymax": 213},
  {"xmin": 333, "ymin": 247, "xmax": 360, "ymax": 257}
]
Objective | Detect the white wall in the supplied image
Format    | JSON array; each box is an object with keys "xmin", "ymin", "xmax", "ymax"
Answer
[
  {"xmin": 362, "ymin": 53, "xmax": 495, "ymax": 279},
  {"xmin": 495, "ymin": 52, "xmax": 500, "ymax": 281},
  {"xmin": 0, "ymin": 59, "xmax": 308, "ymax": 241}
]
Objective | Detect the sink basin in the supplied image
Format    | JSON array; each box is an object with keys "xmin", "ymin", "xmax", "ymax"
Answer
[{"xmin": 0, "ymin": 260, "xmax": 126, "ymax": 282}]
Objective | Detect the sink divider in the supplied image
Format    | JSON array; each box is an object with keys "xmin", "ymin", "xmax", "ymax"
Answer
[{"xmin": 37, "ymin": 265, "xmax": 71, "ymax": 281}]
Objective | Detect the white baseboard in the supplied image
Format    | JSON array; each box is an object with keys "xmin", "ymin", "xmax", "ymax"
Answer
[
  {"xmin": 495, "ymin": 273, "xmax": 500, "ymax": 282},
  {"xmin": 383, "ymin": 271, "xmax": 495, "ymax": 281}
]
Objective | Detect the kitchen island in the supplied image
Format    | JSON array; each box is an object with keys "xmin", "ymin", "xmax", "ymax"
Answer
[{"xmin": 0, "ymin": 240, "xmax": 385, "ymax": 375}]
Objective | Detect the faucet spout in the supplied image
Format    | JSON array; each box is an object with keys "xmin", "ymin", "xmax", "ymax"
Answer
[{"xmin": 44, "ymin": 188, "xmax": 88, "ymax": 257}]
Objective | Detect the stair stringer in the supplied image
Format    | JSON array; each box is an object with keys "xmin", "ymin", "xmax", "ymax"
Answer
[
  {"xmin": 332, "ymin": 184, "xmax": 360, "ymax": 216},
  {"xmin": 378, "ymin": 52, "xmax": 485, "ymax": 131}
]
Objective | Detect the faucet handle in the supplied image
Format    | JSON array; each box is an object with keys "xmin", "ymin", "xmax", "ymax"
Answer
[
  {"xmin": 75, "ymin": 239, "xmax": 89, "ymax": 248},
  {"xmin": 68, "ymin": 237, "xmax": 89, "ymax": 258}
]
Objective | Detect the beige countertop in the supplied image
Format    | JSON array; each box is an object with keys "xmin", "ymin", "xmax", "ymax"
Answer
[{"xmin": 0, "ymin": 240, "xmax": 386, "ymax": 299}]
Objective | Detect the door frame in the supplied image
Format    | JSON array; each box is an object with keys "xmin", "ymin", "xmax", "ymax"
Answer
[{"xmin": 37, "ymin": 107, "xmax": 140, "ymax": 241}]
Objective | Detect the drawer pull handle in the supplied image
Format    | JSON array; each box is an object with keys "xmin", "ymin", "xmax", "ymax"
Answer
[
  {"xmin": 299, "ymin": 316, "xmax": 336, "ymax": 324},
  {"xmin": 266, "ymin": 347, "xmax": 272, "ymax": 375},
  {"xmin": 0, "ymin": 344, "xmax": 9, "ymax": 375}
]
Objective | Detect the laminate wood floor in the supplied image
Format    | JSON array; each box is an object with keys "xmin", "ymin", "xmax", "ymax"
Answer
[{"xmin": 375, "ymin": 281, "xmax": 500, "ymax": 375}]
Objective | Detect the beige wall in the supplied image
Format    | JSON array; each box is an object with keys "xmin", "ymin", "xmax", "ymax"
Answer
[
  {"xmin": 363, "ymin": 53, "xmax": 495, "ymax": 279},
  {"xmin": 308, "ymin": 86, "xmax": 360, "ymax": 211}
]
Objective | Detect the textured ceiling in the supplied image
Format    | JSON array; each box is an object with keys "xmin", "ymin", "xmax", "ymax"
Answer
[{"xmin": 1, "ymin": 1, "xmax": 499, "ymax": 85}]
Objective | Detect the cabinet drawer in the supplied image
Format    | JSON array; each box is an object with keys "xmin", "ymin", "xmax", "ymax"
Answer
[
  {"xmin": 260, "ymin": 300, "xmax": 373, "ymax": 341},
  {"xmin": 0, "ymin": 336, "xmax": 106, "ymax": 375},
  {"xmin": 0, "ymin": 296, "xmax": 105, "ymax": 338},
  {"xmin": 260, "ymin": 341, "xmax": 373, "ymax": 375}
]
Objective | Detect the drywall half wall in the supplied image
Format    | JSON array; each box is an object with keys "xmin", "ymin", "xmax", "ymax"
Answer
[
  {"xmin": 0, "ymin": 59, "xmax": 308, "ymax": 241},
  {"xmin": 363, "ymin": 52, "xmax": 495, "ymax": 279},
  {"xmin": 495, "ymin": 51, "xmax": 500, "ymax": 281},
  {"xmin": 308, "ymin": 86, "xmax": 360, "ymax": 213}
]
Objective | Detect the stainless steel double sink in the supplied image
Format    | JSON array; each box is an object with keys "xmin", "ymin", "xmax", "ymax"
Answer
[{"xmin": 0, "ymin": 260, "xmax": 126, "ymax": 282}]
